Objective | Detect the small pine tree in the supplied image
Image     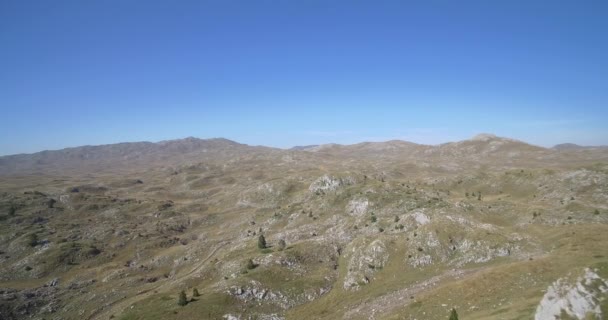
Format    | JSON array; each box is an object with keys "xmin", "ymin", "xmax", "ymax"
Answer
[
  {"xmin": 193, "ymin": 288, "xmax": 200, "ymax": 297},
  {"xmin": 27, "ymin": 233, "xmax": 38, "ymax": 247},
  {"xmin": 257, "ymin": 234, "xmax": 266, "ymax": 249},
  {"xmin": 594, "ymin": 209, "xmax": 600, "ymax": 215},
  {"xmin": 478, "ymin": 192, "xmax": 482, "ymax": 201},
  {"xmin": 178, "ymin": 290, "xmax": 188, "ymax": 306},
  {"xmin": 246, "ymin": 259, "xmax": 256, "ymax": 270},
  {"xmin": 8, "ymin": 205, "xmax": 16, "ymax": 216},
  {"xmin": 449, "ymin": 308, "xmax": 458, "ymax": 320},
  {"xmin": 278, "ymin": 239, "xmax": 286, "ymax": 251},
  {"xmin": 371, "ymin": 216, "xmax": 377, "ymax": 223},
  {"xmin": 394, "ymin": 216, "xmax": 399, "ymax": 223}
]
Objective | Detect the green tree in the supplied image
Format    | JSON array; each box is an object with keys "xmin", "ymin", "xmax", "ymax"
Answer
[
  {"xmin": 478, "ymin": 192, "xmax": 482, "ymax": 201},
  {"xmin": 27, "ymin": 233, "xmax": 38, "ymax": 247},
  {"xmin": 193, "ymin": 288, "xmax": 200, "ymax": 297},
  {"xmin": 178, "ymin": 290, "xmax": 188, "ymax": 306},
  {"xmin": 257, "ymin": 234, "xmax": 267, "ymax": 249},
  {"xmin": 371, "ymin": 216, "xmax": 377, "ymax": 223},
  {"xmin": 449, "ymin": 308, "xmax": 458, "ymax": 320},
  {"xmin": 595, "ymin": 209, "xmax": 600, "ymax": 215},
  {"xmin": 8, "ymin": 205, "xmax": 16, "ymax": 216}
]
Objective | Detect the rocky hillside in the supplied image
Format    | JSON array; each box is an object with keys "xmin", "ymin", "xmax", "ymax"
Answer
[
  {"xmin": 0, "ymin": 137, "xmax": 275, "ymax": 175},
  {"xmin": 1, "ymin": 135, "xmax": 607, "ymax": 320}
]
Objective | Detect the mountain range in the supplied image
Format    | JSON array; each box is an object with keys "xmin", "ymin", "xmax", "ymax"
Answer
[
  {"xmin": 2, "ymin": 134, "xmax": 607, "ymax": 176},
  {"xmin": 0, "ymin": 133, "xmax": 607, "ymax": 320}
]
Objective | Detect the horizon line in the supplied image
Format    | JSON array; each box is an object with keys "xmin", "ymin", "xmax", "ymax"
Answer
[{"xmin": 2, "ymin": 133, "xmax": 606, "ymax": 158}]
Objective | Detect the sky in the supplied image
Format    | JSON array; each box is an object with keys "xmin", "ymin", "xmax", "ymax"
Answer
[{"xmin": 1, "ymin": 0, "xmax": 607, "ymax": 155}]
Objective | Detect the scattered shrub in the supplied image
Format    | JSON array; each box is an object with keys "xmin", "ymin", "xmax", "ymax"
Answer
[
  {"xmin": 246, "ymin": 259, "xmax": 256, "ymax": 270},
  {"xmin": 86, "ymin": 246, "xmax": 101, "ymax": 257},
  {"xmin": 177, "ymin": 290, "xmax": 188, "ymax": 306},
  {"xmin": 193, "ymin": 288, "xmax": 200, "ymax": 297},
  {"xmin": 8, "ymin": 205, "xmax": 16, "ymax": 216},
  {"xmin": 278, "ymin": 239, "xmax": 286, "ymax": 251},
  {"xmin": 27, "ymin": 233, "xmax": 38, "ymax": 247}
]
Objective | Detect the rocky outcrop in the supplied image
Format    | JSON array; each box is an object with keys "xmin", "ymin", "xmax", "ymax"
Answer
[
  {"xmin": 309, "ymin": 175, "xmax": 355, "ymax": 193},
  {"xmin": 535, "ymin": 268, "xmax": 608, "ymax": 320},
  {"xmin": 344, "ymin": 239, "xmax": 389, "ymax": 290},
  {"xmin": 346, "ymin": 198, "xmax": 369, "ymax": 216}
]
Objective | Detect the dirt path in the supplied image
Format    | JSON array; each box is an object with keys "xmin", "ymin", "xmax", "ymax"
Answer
[
  {"xmin": 343, "ymin": 267, "xmax": 485, "ymax": 320},
  {"xmin": 88, "ymin": 240, "xmax": 232, "ymax": 320}
]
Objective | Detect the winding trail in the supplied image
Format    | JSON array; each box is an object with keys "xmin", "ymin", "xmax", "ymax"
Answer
[
  {"xmin": 88, "ymin": 239, "xmax": 232, "ymax": 320},
  {"xmin": 343, "ymin": 267, "xmax": 486, "ymax": 320}
]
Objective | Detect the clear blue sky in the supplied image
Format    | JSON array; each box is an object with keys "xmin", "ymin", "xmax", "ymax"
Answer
[{"xmin": 1, "ymin": 1, "xmax": 607, "ymax": 155}]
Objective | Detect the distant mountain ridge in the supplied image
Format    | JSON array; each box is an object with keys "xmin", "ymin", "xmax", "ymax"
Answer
[
  {"xmin": 552, "ymin": 143, "xmax": 608, "ymax": 150},
  {"xmin": 0, "ymin": 137, "xmax": 268, "ymax": 175},
  {"xmin": 1, "ymin": 134, "xmax": 607, "ymax": 176},
  {"xmin": 289, "ymin": 145, "xmax": 319, "ymax": 151}
]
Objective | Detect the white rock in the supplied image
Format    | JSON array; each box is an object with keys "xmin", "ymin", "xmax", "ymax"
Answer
[{"xmin": 535, "ymin": 268, "xmax": 608, "ymax": 320}]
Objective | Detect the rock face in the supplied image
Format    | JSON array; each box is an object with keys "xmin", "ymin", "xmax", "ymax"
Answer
[
  {"xmin": 344, "ymin": 239, "xmax": 389, "ymax": 290},
  {"xmin": 309, "ymin": 175, "xmax": 355, "ymax": 193},
  {"xmin": 535, "ymin": 268, "xmax": 608, "ymax": 320},
  {"xmin": 346, "ymin": 198, "xmax": 369, "ymax": 216}
]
